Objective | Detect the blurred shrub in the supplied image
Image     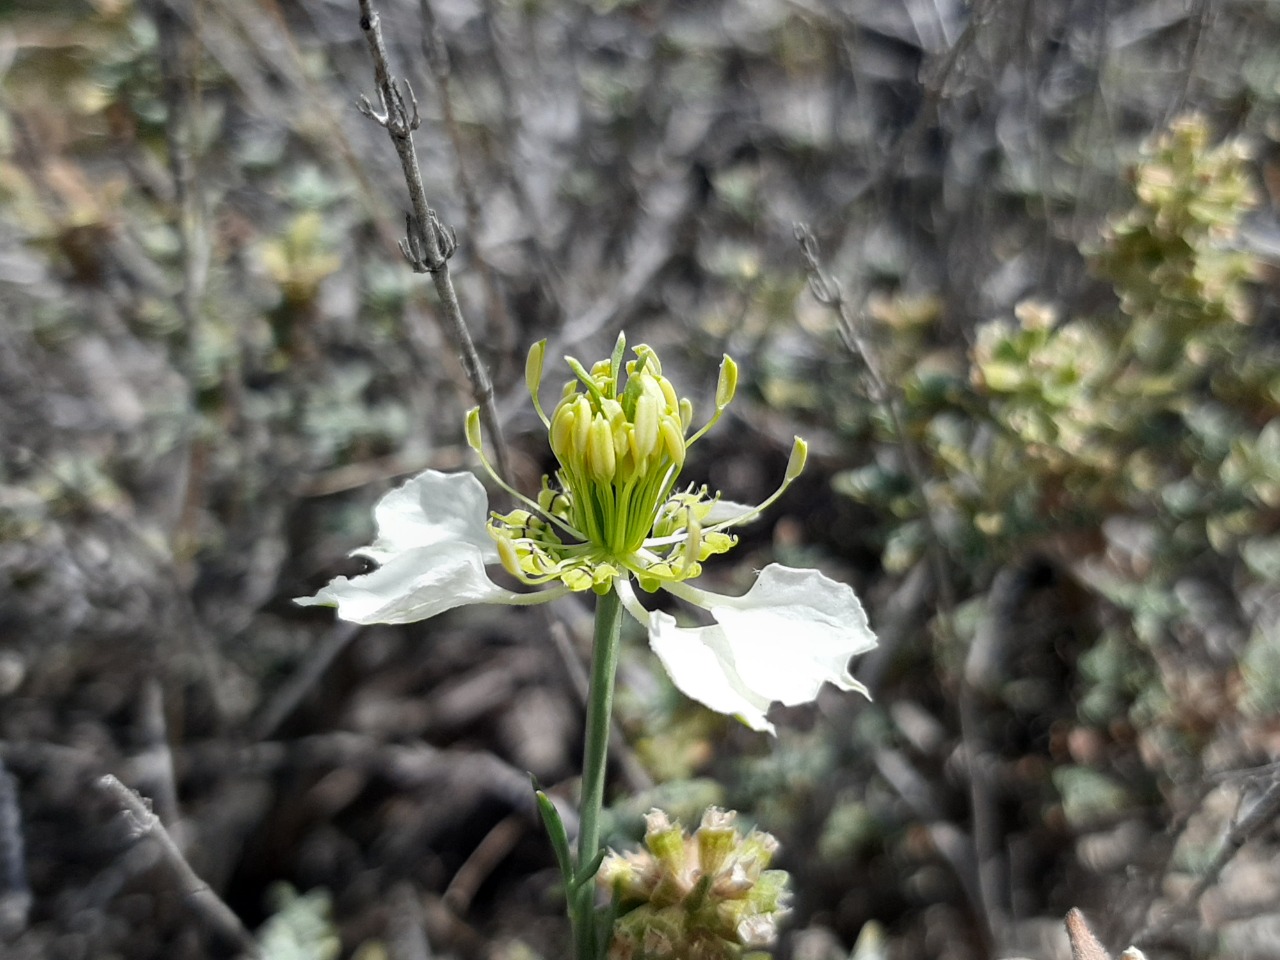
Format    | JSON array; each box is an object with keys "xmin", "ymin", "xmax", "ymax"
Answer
[{"xmin": 835, "ymin": 115, "xmax": 1274, "ymax": 596}]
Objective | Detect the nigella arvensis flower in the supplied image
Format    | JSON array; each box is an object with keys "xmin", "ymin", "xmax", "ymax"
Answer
[{"xmin": 298, "ymin": 334, "xmax": 876, "ymax": 733}]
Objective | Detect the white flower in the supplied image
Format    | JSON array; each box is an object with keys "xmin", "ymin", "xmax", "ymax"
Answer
[{"xmin": 297, "ymin": 468, "xmax": 876, "ymax": 734}]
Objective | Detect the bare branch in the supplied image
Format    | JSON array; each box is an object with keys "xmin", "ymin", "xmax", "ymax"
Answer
[
  {"xmin": 249, "ymin": 621, "xmax": 363, "ymax": 741},
  {"xmin": 0, "ymin": 759, "xmax": 31, "ymax": 940},
  {"xmin": 356, "ymin": 0, "xmax": 510, "ymax": 481},
  {"xmin": 132, "ymin": 678, "xmax": 183, "ymax": 846},
  {"xmin": 96, "ymin": 775, "xmax": 261, "ymax": 957},
  {"xmin": 386, "ymin": 883, "xmax": 434, "ymax": 960},
  {"xmin": 794, "ymin": 222, "xmax": 999, "ymax": 952},
  {"xmin": 1188, "ymin": 775, "xmax": 1280, "ymax": 904},
  {"xmin": 443, "ymin": 813, "xmax": 526, "ymax": 913}
]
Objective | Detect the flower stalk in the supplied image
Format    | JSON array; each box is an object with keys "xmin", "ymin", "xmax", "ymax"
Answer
[{"xmin": 574, "ymin": 585, "xmax": 625, "ymax": 960}]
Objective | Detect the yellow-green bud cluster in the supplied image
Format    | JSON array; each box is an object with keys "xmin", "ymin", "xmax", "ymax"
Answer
[
  {"xmin": 598, "ymin": 808, "xmax": 790, "ymax": 960},
  {"xmin": 484, "ymin": 334, "xmax": 749, "ymax": 593},
  {"xmin": 547, "ymin": 341, "xmax": 695, "ymax": 555}
]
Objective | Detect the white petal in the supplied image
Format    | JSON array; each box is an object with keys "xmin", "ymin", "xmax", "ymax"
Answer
[
  {"xmin": 296, "ymin": 541, "xmax": 523, "ymax": 624},
  {"xmin": 616, "ymin": 581, "xmax": 775, "ymax": 733},
  {"xmin": 699, "ymin": 564, "xmax": 876, "ymax": 706},
  {"xmin": 358, "ymin": 469, "xmax": 498, "ymax": 565},
  {"xmin": 646, "ymin": 617, "xmax": 778, "ymax": 734},
  {"xmin": 653, "ymin": 563, "xmax": 877, "ymax": 726}
]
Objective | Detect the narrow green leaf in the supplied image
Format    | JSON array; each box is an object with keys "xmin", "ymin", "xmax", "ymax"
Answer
[
  {"xmin": 534, "ymin": 785, "xmax": 576, "ymax": 895},
  {"xmin": 573, "ymin": 848, "xmax": 606, "ymax": 892}
]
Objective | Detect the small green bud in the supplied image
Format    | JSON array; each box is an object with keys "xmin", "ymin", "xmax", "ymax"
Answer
[
  {"xmin": 465, "ymin": 407, "xmax": 483, "ymax": 452},
  {"xmin": 525, "ymin": 339, "xmax": 547, "ymax": 416},
  {"xmin": 785, "ymin": 437, "xmax": 808, "ymax": 481},
  {"xmin": 610, "ymin": 331, "xmax": 628, "ymax": 382},
  {"xmin": 633, "ymin": 343, "xmax": 662, "ymax": 377},
  {"xmin": 549, "ymin": 398, "xmax": 576, "ymax": 460},
  {"xmin": 681, "ymin": 507, "xmax": 702, "ymax": 572},
  {"xmin": 644, "ymin": 809, "xmax": 685, "ymax": 869},
  {"xmin": 715, "ymin": 355, "xmax": 738, "ymax": 410},
  {"xmin": 659, "ymin": 376, "xmax": 678, "ymax": 412},
  {"xmin": 571, "ymin": 395, "xmax": 592, "ymax": 458},
  {"xmin": 562, "ymin": 567, "xmax": 593, "ymax": 591}
]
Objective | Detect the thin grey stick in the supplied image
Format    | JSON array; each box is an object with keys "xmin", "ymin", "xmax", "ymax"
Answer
[
  {"xmin": 135, "ymin": 677, "xmax": 184, "ymax": 844},
  {"xmin": 0, "ymin": 758, "xmax": 31, "ymax": 939},
  {"xmin": 793, "ymin": 223, "xmax": 959, "ymax": 621},
  {"xmin": 97, "ymin": 774, "xmax": 261, "ymax": 957},
  {"xmin": 150, "ymin": 0, "xmax": 210, "ymax": 571},
  {"xmin": 250, "ymin": 621, "xmax": 363, "ymax": 741},
  {"xmin": 795, "ymin": 223, "xmax": 999, "ymax": 955},
  {"xmin": 356, "ymin": 0, "xmax": 510, "ymax": 481},
  {"xmin": 1133, "ymin": 772, "xmax": 1280, "ymax": 946},
  {"xmin": 1188, "ymin": 775, "xmax": 1280, "ymax": 904},
  {"xmin": 387, "ymin": 882, "xmax": 434, "ymax": 960}
]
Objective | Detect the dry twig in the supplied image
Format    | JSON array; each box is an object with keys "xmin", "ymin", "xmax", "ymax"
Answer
[
  {"xmin": 148, "ymin": 0, "xmax": 215, "ymax": 594},
  {"xmin": 133, "ymin": 678, "xmax": 183, "ymax": 845},
  {"xmin": 795, "ymin": 223, "xmax": 1002, "ymax": 954},
  {"xmin": 0, "ymin": 758, "xmax": 31, "ymax": 940},
  {"xmin": 443, "ymin": 813, "xmax": 526, "ymax": 913},
  {"xmin": 1189, "ymin": 774, "xmax": 1280, "ymax": 901},
  {"xmin": 356, "ymin": 0, "xmax": 510, "ymax": 480},
  {"xmin": 249, "ymin": 621, "xmax": 363, "ymax": 741},
  {"xmin": 96, "ymin": 774, "xmax": 261, "ymax": 957},
  {"xmin": 387, "ymin": 882, "xmax": 434, "ymax": 960}
]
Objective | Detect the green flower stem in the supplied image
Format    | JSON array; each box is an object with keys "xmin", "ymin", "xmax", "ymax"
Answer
[{"xmin": 574, "ymin": 584, "xmax": 624, "ymax": 960}]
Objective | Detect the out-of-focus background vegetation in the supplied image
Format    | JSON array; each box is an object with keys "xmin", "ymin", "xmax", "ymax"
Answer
[{"xmin": 2, "ymin": 0, "xmax": 1280, "ymax": 958}]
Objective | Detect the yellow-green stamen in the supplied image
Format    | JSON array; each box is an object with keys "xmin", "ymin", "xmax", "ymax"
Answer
[{"xmin": 470, "ymin": 334, "xmax": 802, "ymax": 594}]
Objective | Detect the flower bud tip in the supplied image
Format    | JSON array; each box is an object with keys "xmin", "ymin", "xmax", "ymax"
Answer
[
  {"xmin": 785, "ymin": 437, "xmax": 808, "ymax": 481},
  {"xmin": 715, "ymin": 355, "xmax": 739, "ymax": 410}
]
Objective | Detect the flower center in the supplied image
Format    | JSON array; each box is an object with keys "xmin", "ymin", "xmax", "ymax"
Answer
[
  {"xmin": 479, "ymin": 334, "xmax": 742, "ymax": 592},
  {"xmin": 548, "ymin": 343, "xmax": 689, "ymax": 555}
]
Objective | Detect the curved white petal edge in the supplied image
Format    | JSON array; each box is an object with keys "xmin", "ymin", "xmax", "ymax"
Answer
[
  {"xmin": 624, "ymin": 565, "xmax": 877, "ymax": 735},
  {"xmin": 296, "ymin": 541, "xmax": 524, "ymax": 624}
]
